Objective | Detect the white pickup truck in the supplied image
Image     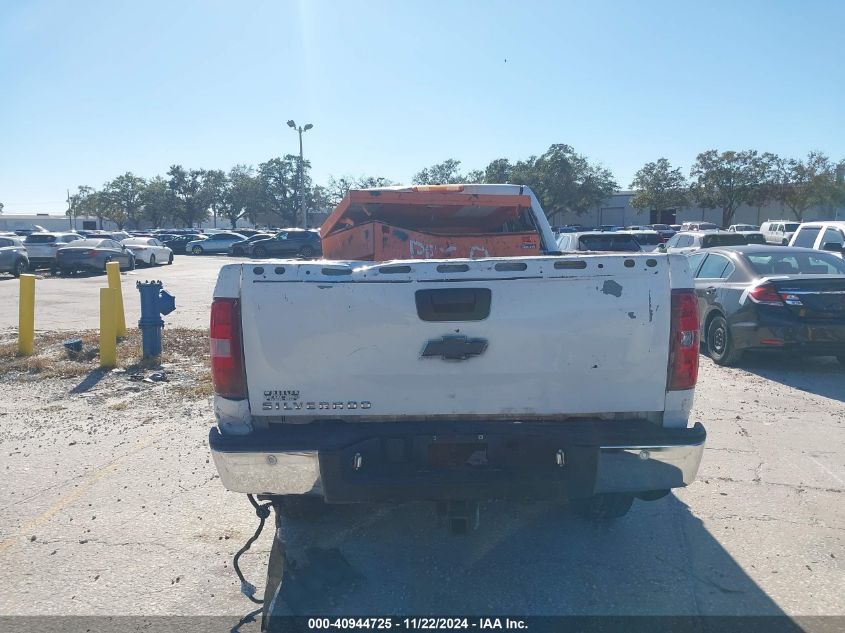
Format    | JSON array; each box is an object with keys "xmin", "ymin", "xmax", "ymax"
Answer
[{"xmin": 208, "ymin": 184, "xmax": 705, "ymax": 527}]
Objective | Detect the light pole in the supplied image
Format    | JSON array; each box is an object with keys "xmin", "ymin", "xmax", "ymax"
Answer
[{"xmin": 287, "ymin": 119, "xmax": 313, "ymax": 229}]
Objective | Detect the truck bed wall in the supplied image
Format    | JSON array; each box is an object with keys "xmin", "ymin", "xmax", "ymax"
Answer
[{"xmin": 321, "ymin": 221, "xmax": 542, "ymax": 261}]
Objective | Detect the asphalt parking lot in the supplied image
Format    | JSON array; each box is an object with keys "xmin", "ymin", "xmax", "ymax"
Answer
[
  {"xmin": 0, "ymin": 256, "xmax": 843, "ymax": 626},
  {"xmin": 0, "ymin": 254, "xmax": 248, "ymax": 332}
]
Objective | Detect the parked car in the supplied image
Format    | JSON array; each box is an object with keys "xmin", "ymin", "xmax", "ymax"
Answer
[
  {"xmin": 680, "ymin": 222, "xmax": 720, "ymax": 231},
  {"xmin": 687, "ymin": 245, "xmax": 845, "ymax": 366},
  {"xmin": 661, "ymin": 230, "xmax": 746, "ymax": 254},
  {"xmin": 246, "ymin": 229, "xmax": 322, "ymax": 258},
  {"xmin": 555, "ymin": 231, "xmax": 642, "ymax": 252},
  {"xmin": 598, "ymin": 225, "xmax": 622, "ymax": 232},
  {"xmin": 617, "ymin": 230, "xmax": 663, "ymax": 252},
  {"xmin": 736, "ymin": 231, "xmax": 767, "ymax": 245},
  {"xmin": 23, "ymin": 232, "xmax": 83, "ymax": 270},
  {"xmin": 646, "ymin": 224, "xmax": 677, "ymax": 241},
  {"xmin": 187, "ymin": 232, "xmax": 246, "ymax": 255},
  {"xmin": 788, "ymin": 221, "xmax": 845, "ymax": 257},
  {"xmin": 728, "ymin": 224, "xmax": 759, "ymax": 232},
  {"xmin": 234, "ymin": 228, "xmax": 262, "ymax": 238},
  {"xmin": 228, "ymin": 233, "xmax": 272, "ymax": 256},
  {"xmin": 161, "ymin": 234, "xmax": 203, "ymax": 254},
  {"xmin": 13, "ymin": 225, "xmax": 48, "ymax": 237},
  {"xmin": 0, "ymin": 235, "xmax": 29, "ymax": 277},
  {"xmin": 670, "ymin": 224, "xmax": 682, "ymax": 231},
  {"xmin": 55, "ymin": 238, "xmax": 135, "ymax": 274},
  {"xmin": 121, "ymin": 237, "xmax": 174, "ymax": 266},
  {"xmin": 761, "ymin": 220, "xmax": 801, "ymax": 245}
]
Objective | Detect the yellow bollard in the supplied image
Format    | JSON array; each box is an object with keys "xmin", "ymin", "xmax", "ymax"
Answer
[
  {"xmin": 106, "ymin": 261, "xmax": 126, "ymax": 338},
  {"xmin": 100, "ymin": 287, "xmax": 117, "ymax": 367},
  {"xmin": 18, "ymin": 274, "xmax": 36, "ymax": 356}
]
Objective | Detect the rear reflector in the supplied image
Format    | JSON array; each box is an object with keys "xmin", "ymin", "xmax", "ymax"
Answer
[
  {"xmin": 210, "ymin": 298, "xmax": 247, "ymax": 399},
  {"xmin": 667, "ymin": 289, "xmax": 699, "ymax": 391}
]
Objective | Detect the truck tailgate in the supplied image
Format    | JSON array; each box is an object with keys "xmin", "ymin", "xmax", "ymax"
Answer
[{"xmin": 238, "ymin": 255, "xmax": 672, "ymax": 420}]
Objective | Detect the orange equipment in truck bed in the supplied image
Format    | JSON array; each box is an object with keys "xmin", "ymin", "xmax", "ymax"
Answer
[{"xmin": 319, "ymin": 187, "xmax": 542, "ymax": 261}]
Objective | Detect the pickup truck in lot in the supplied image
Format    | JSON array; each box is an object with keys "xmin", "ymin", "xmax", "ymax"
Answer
[{"xmin": 208, "ymin": 184, "xmax": 705, "ymax": 527}]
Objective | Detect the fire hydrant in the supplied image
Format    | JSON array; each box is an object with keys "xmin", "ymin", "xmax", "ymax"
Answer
[{"xmin": 137, "ymin": 280, "xmax": 176, "ymax": 358}]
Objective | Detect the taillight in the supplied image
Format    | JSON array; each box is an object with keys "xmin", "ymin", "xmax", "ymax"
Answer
[
  {"xmin": 667, "ymin": 289, "xmax": 699, "ymax": 391},
  {"xmin": 88, "ymin": 250, "xmax": 100, "ymax": 257},
  {"xmin": 210, "ymin": 298, "xmax": 247, "ymax": 399},
  {"xmin": 748, "ymin": 283, "xmax": 783, "ymax": 306}
]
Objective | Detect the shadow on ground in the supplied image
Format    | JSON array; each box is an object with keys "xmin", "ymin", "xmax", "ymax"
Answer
[
  {"xmin": 738, "ymin": 353, "xmax": 845, "ymax": 403},
  {"xmin": 70, "ymin": 367, "xmax": 110, "ymax": 394},
  {"xmin": 262, "ymin": 495, "xmax": 796, "ymax": 624}
]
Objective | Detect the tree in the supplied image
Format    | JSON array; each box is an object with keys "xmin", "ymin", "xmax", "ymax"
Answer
[
  {"xmin": 258, "ymin": 156, "xmax": 303, "ymax": 227},
  {"xmin": 689, "ymin": 150, "xmax": 766, "ymax": 228},
  {"xmin": 488, "ymin": 144, "xmax": 617, "ymax": 219},
  {"xmin": 222, "ymin": 165, "xmax": 266, "ymax": 228},
  {"xmin": 167, "ymin": 165, "xmax": 210, "ymax": 228},
  {"xmin": 101, "ymin": 195, "xmax": 128, "ymax": 229},
  {"xmin": 768, "ymin": 151, "xmax": 838, "ymax": 221},
  {"xmin": 103, "ymin": 172, "xmax": 147, "ymax": 229},
  {"xmin": 66, "ymin": 188, "xmax": 84, "ymax": 228},
  {"xmin": 203, "ymin": 169, "xmax": 228, "ymax": 228},
  {"xmin": 0, "ymin": 201, "xmax": 4, "ymax": 215},
  {"xmin": 325, "ymin": 174, "xmax": 394, "ymax": 206},
  {"xmin": 629, "ymin": 158, "xmax": 688, "ymax": 218},
  {"xmin": 141, "ymin": 176, "xmax": 177, "ymax": 228},
  {"xmin": 412, "ymin": 159, "xmax": 466, "ymax": 185},
  {"xmin": 483, "ymin": 158, "xmax": 513, "ymax": 184}
]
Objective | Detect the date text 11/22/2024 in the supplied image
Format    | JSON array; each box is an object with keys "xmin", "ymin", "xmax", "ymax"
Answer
[{"xmin": 306, "ymin": 618, "xmax": 528, "ymax": 630}]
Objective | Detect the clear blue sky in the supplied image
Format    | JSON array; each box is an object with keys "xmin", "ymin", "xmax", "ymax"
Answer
[{"xmin": 1, "ymin": 0, "xmax": 843, "ymax": 214}]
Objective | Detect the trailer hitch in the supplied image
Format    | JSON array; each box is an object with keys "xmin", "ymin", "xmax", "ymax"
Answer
[{"xmin": 437, "ymin": 500, "xmax": 480, "ymax": 534}]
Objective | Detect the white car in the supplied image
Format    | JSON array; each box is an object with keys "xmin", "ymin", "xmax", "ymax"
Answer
[
  {"xmin": 661, "ymin": 230, "xmax": 746, "ymax": 254},
  {"xmin": 121, "ymin": 237, "xmax": 174, "ymax": 266},
  {"xmin": 789, "ymin": 221, "xmax": 845, "ymax": 257},
  {"xmin": 616, "ymin": 230, "xmax": 663, "ymax": 252},
  {"xmin": 23, "ymin": 232, "xmax": 83, "ymax": 269},
  {"xmin": 556, "ymin": 231, "xmax": 642, "ymax": 252},
  {"xmin": 727, "ymin": 224, "xmax": 759, "ymax": 232}
]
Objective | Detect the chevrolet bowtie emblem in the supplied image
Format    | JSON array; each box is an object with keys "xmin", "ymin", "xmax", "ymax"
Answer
[{"xmin": 421, "ymin": 335, "xmax": 488, "ymax": 361}]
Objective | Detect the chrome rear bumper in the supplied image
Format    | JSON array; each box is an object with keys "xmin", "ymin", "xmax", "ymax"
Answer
[{"xmin": 209, "ymin": 420, "xmax": 706, "ymax": 500}]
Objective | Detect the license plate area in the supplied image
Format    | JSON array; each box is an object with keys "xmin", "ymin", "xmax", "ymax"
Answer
[{"xmin": 427, "ymin": 437, "xmax": 489, "ymax": 469}]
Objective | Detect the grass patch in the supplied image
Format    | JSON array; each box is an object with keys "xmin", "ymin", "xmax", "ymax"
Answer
[{"xmin": 0, "ymin": 328, "xmax": 210, "ymax": 388}]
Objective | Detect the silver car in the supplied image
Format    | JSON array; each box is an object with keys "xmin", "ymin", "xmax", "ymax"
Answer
[
  {"xmin": 186, "ymin": 232, "xmax": 246, "ymax": 255},
  {"xmin": 0, "ymin": 235, "xmax": 29, "ymax": 277}
]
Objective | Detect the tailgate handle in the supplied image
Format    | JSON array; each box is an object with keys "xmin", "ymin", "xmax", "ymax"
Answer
[{"xmin": 415, "ymin": 288, "xmax": 491, "ymax": 322}]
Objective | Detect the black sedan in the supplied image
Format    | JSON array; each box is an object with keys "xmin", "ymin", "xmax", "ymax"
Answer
[
  {"xmin": 687, "ymin": 245, "xmax": 845, "ymax": 366},
  {"xmin": 161, "ymin": 234, "xmax": 204, "ymax": 254},
  {"xmin": 56, "ymin": 239, "xmax": 135, "ymax": 274},
  {"xmin": 228, "ymin": 233, "xmax": 272, "ymax": 256},
  {"xmin": 246, "ymin": 229, "xmax": 322, "ymax": 258}
]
